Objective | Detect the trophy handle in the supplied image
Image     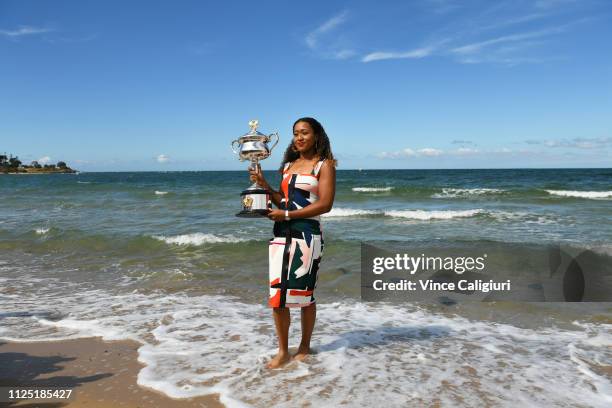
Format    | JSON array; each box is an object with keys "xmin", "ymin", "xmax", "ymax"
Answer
[
  {"xmin": 268, "ymin": 132, "xmax": 279, "ymax": 152},
  {"xmin": 231, "ymin": 139, "xmax": 241, "ymax": 155}
]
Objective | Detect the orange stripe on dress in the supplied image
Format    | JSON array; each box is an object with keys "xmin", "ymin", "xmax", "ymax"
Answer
[
  {"xmin": 268, "ymin": 289, "xmax": 281, "ymax": 308},
  {"xmin": 281, "ymin": 174, "xmax": 290, "ymax": 202},
  {"xmin": 288, "ymin": 290, "xmax": 313, "ymax": 296}
]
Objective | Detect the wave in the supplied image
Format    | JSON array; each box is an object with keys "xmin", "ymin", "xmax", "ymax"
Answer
[
  {"xmin": 324, "ymin": 207, "xmax": 484, "ymax": 220},
  {"xmin": 432, "ymin": 188, "xmax": 505, "ymax": 198},
  {"xmin": 152, "ymin": 232, "xmax": 248, "ymax": 246},
  {"xmin": 385, "ymin": 209, "xmax": 484, "ymax": 220},
  {"xmin": 323, "ymin": 208, "xmax": 380, "ymax": 217},
  {"xmin": 155, "ymin": 191, "xmax": 169, "ymax": 195},
  {"xmin": 545, "ymin": 190, "xmax": 612, "ymax": 199},
  {"xmin": 352, "ymin": 187, "xmax": 394, "ymax": 192},
  {"xmin": 35, "ymin": 227, "xmax": 50, "ymax": 235}
]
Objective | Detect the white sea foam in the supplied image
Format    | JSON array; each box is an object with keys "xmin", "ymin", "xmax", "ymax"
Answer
[
  {"xmin": 1, "ymin": 276, "xmax": 610, "ymax": 408},
  {"xmin": 155, "ymin": 190, "xmax": 169, "ymax": 195},
  {"xmin": 352, "ymin": 187, "xmax": 393, "ymax": 192},
  {"xmin": 488, "ymin": 211, "xmax": 559, "ymax": 225},
  {"xmin": 545, "ymin": 190, "xmax": 612, "ymax": 199},
  {"xmin": 322, "ymin": 208, "xmax": 379, "ymax": 217},
  {"xmin": 324, "ymin": 208, "xmax": 486, "ymax": 220},
  {"xmin": 385, "ymin": 209, "xmax": 484, "ymax": 220},
  {"xmin": 35, "ymin": 227, "xmax": 50, "ymax": 235},
  {"xmin": 76, "ymin": 181, "xmax": 91, "ymax": 184},
  {"xmin": 152, "ymin": 232, "xmax": 247, "ymax": 245},
  {"xmin": 432, "ymin": 188, "xmax": 505, "ymax": 198}
]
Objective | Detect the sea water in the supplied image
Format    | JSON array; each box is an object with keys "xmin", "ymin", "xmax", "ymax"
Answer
[{"xmin": 1, "ymin": 169, "xmax": 611, "ymax": 407}]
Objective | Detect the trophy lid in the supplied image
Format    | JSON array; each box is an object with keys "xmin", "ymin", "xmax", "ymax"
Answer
[{"xmin": 240, "ymin": 119, "xmax": 268, "ymax": 138}]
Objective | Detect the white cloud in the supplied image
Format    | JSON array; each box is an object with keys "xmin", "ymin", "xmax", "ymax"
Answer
[
  {"xmin": 362, "ymin": 47, "xmax": 434, "ymax": 63},
  {"xmin": 156, "ymin": 154, "xmax": 170, "ymax": 163},
  {"xmin": 454, "ymin": 147, "xmax": 479, "ymax": 155},
  {"xmin": 38, "ymin": 156, "xmax": 52, "ymax": 164},
  {"xmin": 418, "ymin": 148, "xmax": 443, "ymax": 156},
  {"xmin": 377, "ymin": 147, "xmax": 443, "ymax": 159},
  {"xmin": 0, "ymin": 26, "xmax": 54, "ymax": 38}
]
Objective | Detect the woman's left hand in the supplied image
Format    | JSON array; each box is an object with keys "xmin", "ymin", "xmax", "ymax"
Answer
[{"xmin": 267, "ymin": 209, "xmax": 286, "ymax": 222}]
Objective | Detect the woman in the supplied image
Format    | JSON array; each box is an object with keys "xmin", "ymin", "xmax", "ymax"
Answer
[{"xmin": 249, "ymin": 117, "xmax": 336, "ymax": 369}]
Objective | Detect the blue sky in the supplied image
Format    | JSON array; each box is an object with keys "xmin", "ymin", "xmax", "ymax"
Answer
[{"xmin": 1, "ymin": 0, "xmax": 610, "ymax": 170}]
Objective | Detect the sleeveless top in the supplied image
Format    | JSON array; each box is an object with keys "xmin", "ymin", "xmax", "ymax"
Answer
[{"xmin": 279, "ymin": 159, "xmax": 325, "ymax": 223}]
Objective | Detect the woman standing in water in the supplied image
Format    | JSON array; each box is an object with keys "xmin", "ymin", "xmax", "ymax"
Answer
[{"xmin": 249, "ymin": 117, "xmax": 336, "ymax": 368}]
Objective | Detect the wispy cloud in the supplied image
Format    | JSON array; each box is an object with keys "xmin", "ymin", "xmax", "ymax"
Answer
[
  {"xmin": 451, "ymin": 24, "xmax": 570, "ymax": 55},
  {"xmin": 362, "ymin": 46, "xmax": 434, "ymax": 63},
  {"xmin": 479, "ymin": 13, "xmax": 550, "ymax": 32},
  {"xmin": 0, "ymin": 26, "xmax": 54, "ymax": 38},
  {"xmin": 358, "ymin": 0, "xmax": 594, "ymax": 66},
  {"xmin": 425, "ymin": 0, "xmax": 461, "ymax": 15},
  {"xmin": 43, "ymin": 34, "xmax": 98, "ymax": 44},
  {"xmin": 451, "ymin": 139, "xmax": 475, "ymax": 145},
  {"xmin": 303, "ymin": 11, "xmax": 356, "ymax": 60},
  {"xmin": 535, "ymin": 0, "xmax": 578, "ymax": 10},
  {"xmin": 525, "ymin": 136, "xmax": 612, "ymax": 149},
  {"xmin": 305, "ymin": 11, "xmax": 348, "ymax": 50}
]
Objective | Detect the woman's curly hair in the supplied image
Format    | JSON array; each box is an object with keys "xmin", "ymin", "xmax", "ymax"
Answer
[{"xmin": 278, "ymin": 117, "xmax": 337, "ymax": 172}]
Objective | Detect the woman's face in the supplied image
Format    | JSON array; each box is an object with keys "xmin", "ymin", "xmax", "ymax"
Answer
[{"xmin": 293, "ymin": 121, "xmax": 317, "ymax": 154}]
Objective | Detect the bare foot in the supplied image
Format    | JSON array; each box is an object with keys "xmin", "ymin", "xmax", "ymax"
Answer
[
  {"xmin": 266, "ymin": 351, "xmax": 291, "ymax": 369},
  {"xmin": 292, "ymin": 346, "xmax": 311, "ymax": 362}
]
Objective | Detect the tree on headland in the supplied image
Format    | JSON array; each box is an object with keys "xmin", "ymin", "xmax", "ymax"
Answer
[
  {"xmin": 8, "ymin": 157, "xmax": 22, "ymax": 168},
  {"xmin": 57, "ymin": 161, "xmax": 66, "ymax": 168}
]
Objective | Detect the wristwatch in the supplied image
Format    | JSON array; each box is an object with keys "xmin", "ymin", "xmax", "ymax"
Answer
[{"xmin": 284, "ymin": 210, "xmax": 290, "ymax": 221}]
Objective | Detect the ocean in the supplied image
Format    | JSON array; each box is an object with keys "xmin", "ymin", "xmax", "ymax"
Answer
[{"xmin": 1, "ymin": 169, "xmax": 611, "ymax": 407}]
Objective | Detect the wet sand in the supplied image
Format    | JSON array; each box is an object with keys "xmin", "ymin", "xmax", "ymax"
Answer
[{"xmin": 0, "ymin": 337, "xmax": 223, "ymax": 408}]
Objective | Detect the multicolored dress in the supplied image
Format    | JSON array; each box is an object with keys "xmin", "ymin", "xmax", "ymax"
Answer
[{"xmin": 268, "ymin": 159, "xmax": 325, "ymax": 308}]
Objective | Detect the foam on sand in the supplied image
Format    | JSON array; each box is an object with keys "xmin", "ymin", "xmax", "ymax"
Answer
[
  {"xmin": 545, "ymin": 190, "xmax": 612, "ymax": 199},
  {"xmin": 1, "ymin": 275, "xmax": 610, "ymax": 408}
]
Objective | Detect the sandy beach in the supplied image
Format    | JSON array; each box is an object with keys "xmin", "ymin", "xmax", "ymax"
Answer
[{"xmin": 0, "ymin": 337, "xmax": 223, "ymax": 408}]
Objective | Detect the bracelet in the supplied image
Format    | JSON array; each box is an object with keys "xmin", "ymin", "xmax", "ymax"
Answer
[{"xmin": 284, "ymin": 210, "xmax": 290, "ymax": 221}]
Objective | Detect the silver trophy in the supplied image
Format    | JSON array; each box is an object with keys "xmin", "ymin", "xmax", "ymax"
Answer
[{"xmin": 231, "ymin": 119, "xmax": 279, "ymax": 217}]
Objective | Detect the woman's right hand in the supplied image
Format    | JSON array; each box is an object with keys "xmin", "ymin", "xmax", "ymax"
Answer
[{"xmin": 248, "ymin": 164, "xmax": 268, "ymax": 188}]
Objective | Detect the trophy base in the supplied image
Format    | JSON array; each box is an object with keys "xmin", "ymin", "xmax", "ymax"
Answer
[{"xmin": 235, "ymin": 209, "xmax": 271, "ymax": 218}]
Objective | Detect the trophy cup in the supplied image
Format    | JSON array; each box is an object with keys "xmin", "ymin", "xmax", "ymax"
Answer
[{"xmin": 231, "ymin": 120, "xmax": 279, "ymax": 217}]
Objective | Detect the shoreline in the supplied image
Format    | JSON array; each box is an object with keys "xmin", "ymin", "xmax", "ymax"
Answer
[{"xmin": 0, "ymin": 337, "xmax": 223, "ymax": 408}]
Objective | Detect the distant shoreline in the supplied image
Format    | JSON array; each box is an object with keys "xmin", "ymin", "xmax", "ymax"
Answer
[
  {"xmin": 29, "ymin": 167, "xmax": 610, "ymax": 173},
  {"xmin": 0, "ymin": 168, "xmax": 77, "ymax": 175}
]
